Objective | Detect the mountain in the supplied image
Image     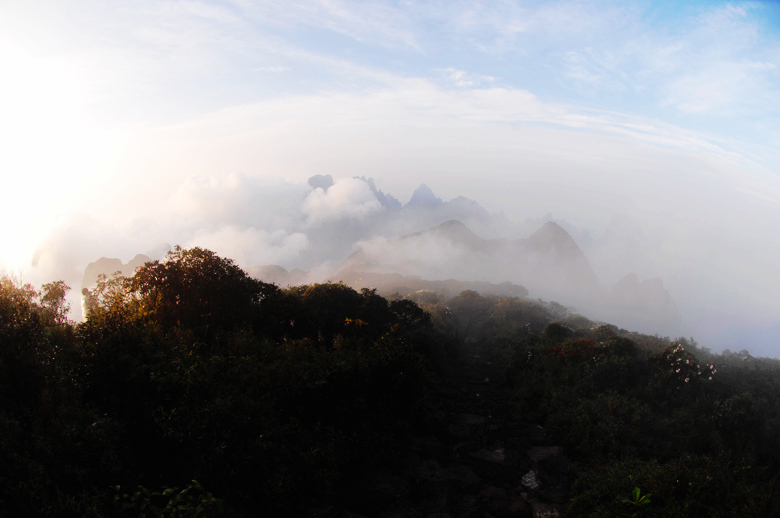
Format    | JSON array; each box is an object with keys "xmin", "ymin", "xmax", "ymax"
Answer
[
  {"xmin": 513, "ymin": 221, "xmax": 599, "ymax": 298},
  {"xmin": 521, "ymin": 221, "xmax": 587, "ymax": 260},
  {"xmin": 605, "ymin": 273, "xmax": 679, "ymax": 334},
  {"xmin": 333, "ymin": 218, "xmax": 678, "ymax": 335},
  {"xmin": 339, "ymin": 219, "xmax": 502, "ymax": 276},
  {"xmin": 339, "ymin": 219, "xmax": 596, "ymax": 301},
  {"xmin": 355, "ymin": 176, "xmax": 401, "ymax": 209},
  {"xmin": 405, "ymin": 184, "xmax": 443, "ymax": 209},
  {"xmin": 308, "ymin": 174, "xmax": 334, "ymax": 191},
  {"xmin": 76, "ymin": 179, "xmax": 677, "ymax": 337},
  {"xmin": 404, "ymin": 220, "xmax": 500, "ymax": 253},
  {"xmin": 244, "ymin": 265, "xmax": 311, "ymax": 286},
  {"xmin": 82, "ymin": 254, "xmax": 151, "ymax": 290},
  {"xmin": 335, "ymin": 270, "xmax": 529, "ymax": 301}
]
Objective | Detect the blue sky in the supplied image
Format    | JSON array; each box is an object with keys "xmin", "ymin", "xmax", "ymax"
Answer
[
  {"xmin": 2, "ymin": 0, "xmax": 780, "ymax": 354},
  {"xmin": 4, "ymin": 1, "xmax": 779, "ymax": 138}
]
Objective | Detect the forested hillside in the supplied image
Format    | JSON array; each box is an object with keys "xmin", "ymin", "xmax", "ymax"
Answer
[{"xmin": 2, "ymin": 247, "xmax": 779, "ymax": 517}]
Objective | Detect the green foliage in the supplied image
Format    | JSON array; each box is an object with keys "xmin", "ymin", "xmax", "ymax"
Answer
[
  {"xmin": 4, "ymin": 249, "xmax": 445, "ymax": 515},
  {"xmin": 127, "ymin": 246, "xmax": 278, "ymax": 334},
  {"xmin": 621, "ymin": 486, "xmax": 651, "ymax": 517},
  {"xmin": 4, "ymin": 251, "xmax": 780, "ymax": 516},
  {"xmin": 623, "ymin": 486, "xmax": 651, "ymax": 506},
  {"xmin": 570, "ymin": 454, "xmax": 771, "ymax": 517},
  {"xmin": 114, "ymin": 480, "xmax": 224, "ymax": 517},
  {"xmin": 504, "ymin": 309, "xmax": 780, "ymax": 516}
]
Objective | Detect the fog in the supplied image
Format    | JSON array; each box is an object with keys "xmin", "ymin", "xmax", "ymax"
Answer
[
  {"xmin": 21, "ymin": 155, "xmax": 780, "ymax": 357},
  {"xmin": 2, "ymin": 1, "xmax": 780, "ymax": 357},
  {"xmin": 20, "ymin": 91, "xmax": 780, "ymax": 357}
]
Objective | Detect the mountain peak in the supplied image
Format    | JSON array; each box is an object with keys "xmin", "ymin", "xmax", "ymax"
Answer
[
  {"xmin": 355, "ymin": 176, "xmax": 401, "ymax": 209},
  {"xmin": 407, "ymin": 219, "xmax": 496, "ymax": 253},
  {"xmin": 308, "ymin": 174, "xmax": 334, "ymax": 191},
  {"xmin": 406, "ymin": 184, "xmax": 443, "ymax": 208},
  {"xmin": 525, "ymin": 222, "xmax": 578, "ymax": 253}
]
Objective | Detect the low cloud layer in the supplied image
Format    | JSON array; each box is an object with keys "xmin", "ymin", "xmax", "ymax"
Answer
[
  {"xmin": 3, "ymin": 1, "xmax": 779, "ymax": 358},
  {"xmin": 21, "ymin": 164, "xmax": 780, "ymax": 360}
]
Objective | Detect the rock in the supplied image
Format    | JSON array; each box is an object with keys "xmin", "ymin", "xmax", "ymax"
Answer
[
  {"xmin": 479, "ymin": 486, "xmax": 510, "ymax": 514},
  {"xmin": 440, "ymin": 465, "xmax": 481, "ymax": 489},
  {"xmin": 308, "ymin": 174, "xmax": 334, "ymax": 191},
  {"xmin": 520, "ymin": 470, "xmax": 539, "ymax": 490},
  {"xmin": 530, "ymin": 501, "xmax": 564, "ymax": 518},
  {"xmin": 459, "ymin": 414, "xmax": 486, "ymax": 425},
  {"xmin": 309, "ymin": 507, "xmax": 369, "ymax": 518},
  {"xmin": 527, "ymin": 447, "xmax": 568, "ymax": 473},
  {"xmin": 410, "ymin": 437, "xmax": 444, "ymax": 458},
  {"xmin": 452, "ymin": 494, "xmax": 477, "ymax": 517},
  {"xmin": 372, "ymin": 472, "xmax": 411, "ymax": 506},
  {"xmin": 479, "ymin": 486, "xmax": 506, "ymax": 500},
  {"xmin": 468, "ymin": 448, "xmax": 506, "ymax": 463},
  {"xmin": 417, "ymin": 460, "xmax": 445, "ymax": 481},
  {"xmin": 448, "ymin": 424, "xmax": 475, "ymax": 439},
  {"xmin": 317, "ymin": 338, "xmax": 570, "ymax": 517},
  {"xmin": 413, "ymin": 478, "xmax": 449, "ymax": 513},
  {"xmin": 539, "ymin": 487, "xmax": 568, "ymax": 504},
  {"xmin": 507, "ymin": 495, "xmax": 528, "ymax": 514}
]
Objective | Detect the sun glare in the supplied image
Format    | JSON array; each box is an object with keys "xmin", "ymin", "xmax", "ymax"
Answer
[{"xmin": 0, "ymin": 44, "xmax": 112, "ymax": 272}]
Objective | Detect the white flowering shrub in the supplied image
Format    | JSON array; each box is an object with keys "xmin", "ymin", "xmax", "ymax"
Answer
[{"xmin": 650, "ymin": 342, "xmax": 717, "ymax": 391}]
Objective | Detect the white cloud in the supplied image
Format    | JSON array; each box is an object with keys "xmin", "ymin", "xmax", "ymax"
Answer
[
  {"xmin": 4, "ymin": 0, "xmax": 780, "ymax": 355},
  {"xmin": 234, "ymin": 0, "xmax": 420, "ymax": 50},
  {"xmin": 438, "ymin": 67, "xmax": 496, "ymax": 88},
  {"xmin": 255, "ymin": 66, "xmax": 289, "ymax": 72},
  {"xmin": 302, "ymin": 178, "xmax": 383, "ymax": 225},
  {"xmin": 169, "ymin": 173, "xmax": 309, "ymax": 230},
  {"xmin": 186, "ymin": 225, "xmax": 310, "ymax": 267}
]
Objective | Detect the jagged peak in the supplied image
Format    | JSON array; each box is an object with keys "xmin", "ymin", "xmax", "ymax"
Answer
[
  {"xmin": 520, "ymin": 221, "xmax": 588, "ymax": 262},
  {"xmin": 355, "ymin": 176, "xmax": 401, "ymax": 209},
  {"xmin": 308, "ymin": 174, "xmax": 334, "ymax": 191},
  {"xmin": 406, "ymin": 183, "xmax": 443, "ymax": 208},
  {"xmin": 405, "ymin": 219, "xmax": 496, "ymax": 253}
]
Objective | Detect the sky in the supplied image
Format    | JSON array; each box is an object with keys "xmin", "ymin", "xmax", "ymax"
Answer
[{"xmin": 1, "ymin": 0, "xmax": 780, "ymax": 355}]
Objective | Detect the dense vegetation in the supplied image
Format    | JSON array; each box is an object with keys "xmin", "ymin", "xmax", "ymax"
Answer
[
  {"xmin": 506, "ymin": 327, "xmax": 780, "ymax": 516},
  {"xmin": 1, "ymin": 248, "xmax": 447, "ymax": 516},
  {"xmin": 2, "ymin": 247, "xmax": 779, "ymax": 516}
]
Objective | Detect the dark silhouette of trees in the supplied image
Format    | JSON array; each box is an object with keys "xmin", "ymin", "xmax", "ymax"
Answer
[
  {"xmin": 127, "ymin": 246, "xmax": 278, "ymax": 334},
  {"xmin": 3, "ymin": 250, "xmax": 780, "ymax": 516}
]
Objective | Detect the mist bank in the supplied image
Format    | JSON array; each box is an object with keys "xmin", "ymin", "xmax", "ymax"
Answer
[{"xmin": 25, "ymin": 174, "xmax": 776, "ymax": 358}]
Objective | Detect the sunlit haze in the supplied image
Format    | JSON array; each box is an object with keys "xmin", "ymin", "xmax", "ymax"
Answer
[{"xmin": 2, "ymin": 0, "xmax": 780, "ymax": 356}]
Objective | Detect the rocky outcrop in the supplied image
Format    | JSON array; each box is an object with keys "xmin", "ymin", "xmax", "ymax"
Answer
[
  {"xmin": 306, "ymin": 340, "xmax": 569, "ymax": 517},
  {"xmin": 82, "ymin": 254, "xmax": 151, "ymax": 290},
  {"xmin": 512, "ymin": 221, "xmax": 599, "ymax": 300},
  {"xmin": 355, "ymin": 176, "xmax": 402, "ymax": 209},
  {"xmin": 406, "ymin": 184, "xmax": 444, "ymax": 209},
  {"xmin": 309, "ymin": 174, "xmax": 335, "ymax": 191}
]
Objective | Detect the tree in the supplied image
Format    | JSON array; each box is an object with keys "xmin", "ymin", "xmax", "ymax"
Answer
[
  {"xmin": 40, "ymin": 280, "xmax": 71, "ymax": 325},
  {"xmin": 126, "ymin": 246, "xmax": 278, "ymax": 334}
]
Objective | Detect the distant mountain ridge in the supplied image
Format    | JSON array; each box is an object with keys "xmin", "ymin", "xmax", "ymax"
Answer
[
  {"xmin": 336, "ymin": 217, "xmax": 676, "ymax": 335},
  {"xmin": 341, "ymin": 218, "xmax": 598, "ymax": 297},
  {"xmin": 76, "ymin": 178, "xmax": 679, "ymax": 336}
]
